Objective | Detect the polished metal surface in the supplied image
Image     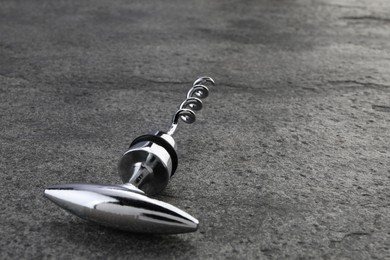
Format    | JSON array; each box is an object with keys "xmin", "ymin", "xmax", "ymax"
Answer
[
  {"xmin": 118, "ymin": 130, "xmax": 177, "ymax": 195},
  {"xmin": 44, "ymin": 76, "xmax": 214, "ymax": 234},
  {"xmin": 44, "ymin": 183, "xmax": 198, "ymax": 234},
  {"xmin": 167, "ymin": 76, "xmax": 215, "ymax": 135},
  {"xmin": 118, "ymin": 137, "xmax": 172, "ymax": 195},
  {"xmin": 192, "ymin": 76, "xmax": 215, "ymax": 88}
]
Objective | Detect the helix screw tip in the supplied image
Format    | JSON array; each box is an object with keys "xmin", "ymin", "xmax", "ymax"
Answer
[
  {"xmin": 167, "ymin": 76, "xmax": 215, "ymax": 135},
  {"xmin": 193, "ymin": 76, "xmax": 215, "ymax": 86}
]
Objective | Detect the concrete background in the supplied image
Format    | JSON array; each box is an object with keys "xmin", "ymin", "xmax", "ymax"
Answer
[{"xmin": 1, "ymin": 0, "xmax": 389, "ymax": 259}]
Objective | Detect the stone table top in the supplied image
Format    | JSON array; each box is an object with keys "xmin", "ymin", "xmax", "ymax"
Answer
[{"xmin": 1, "ymin": 0, "xmax": 389, "ymax": 259}]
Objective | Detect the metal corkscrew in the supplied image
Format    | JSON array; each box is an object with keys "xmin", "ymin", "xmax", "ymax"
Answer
[{"xmin": 44, "ymin": 76, "xmax": 215, "ymax": 234}]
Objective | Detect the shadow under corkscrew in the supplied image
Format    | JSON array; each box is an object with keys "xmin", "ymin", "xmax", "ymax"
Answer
[{"xmin": 44, "ymin": 76, "xmax": 215, "ymax": 234}]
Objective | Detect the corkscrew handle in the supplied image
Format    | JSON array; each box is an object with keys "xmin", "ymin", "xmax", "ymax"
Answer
[{"xmin": 167, "ymin": 76, "xmax": 215, "ymax": 135}]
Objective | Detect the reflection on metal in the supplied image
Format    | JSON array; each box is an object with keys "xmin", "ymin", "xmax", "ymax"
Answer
[{"xmin": 45, "ymin": 184, "xmax": 198, "ymax": 234}]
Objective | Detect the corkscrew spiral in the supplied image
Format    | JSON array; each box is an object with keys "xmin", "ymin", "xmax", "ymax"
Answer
[{"xmin": 167, "ymin": 76, "xmax": 215, "ymax": 135}]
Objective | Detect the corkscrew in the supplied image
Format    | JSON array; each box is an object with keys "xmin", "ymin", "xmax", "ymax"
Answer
[{"xmin": 44, "ymin": 76, "xmax": 215, "ymax": 234}]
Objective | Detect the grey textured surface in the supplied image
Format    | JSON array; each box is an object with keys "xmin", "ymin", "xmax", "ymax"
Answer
[{"xmin": 1, "ymin": 0, "xmax": 390, "ymax": 259}]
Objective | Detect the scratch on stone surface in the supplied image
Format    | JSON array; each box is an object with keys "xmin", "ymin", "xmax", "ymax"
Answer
[
  {"xmin": 131, "ymin": 75, "xmax": 275, "ymax": 92},
  {"xmin": 331, "ymin": 232, "xmax": 371, "ymax": 243},
  {"xmin": 0, "ymin": 74, "xmax": 30, "ymax": 84},
  {"xmin": 131, "ymin": 76, "xmax": 191, "ymax": 85},
  {"xmin": 323, "ymin": 4, "xmax": 365, "ymax": 9},
  {"xmin": 260, "ymin": 247, "xmax": 279, "ymax": 256},
  {"xmin": 372, "ymin": 105, "xmax": 390, "ymax": 113},
  {"xmin": 86, "ymin": 80, "xmax": 115, "ymax": 84},
  {"xmin": 301, "ymin": 87, "xmax": 318, "ymax": 92},
  {"xmin": 328, "ymin": 80, "xmax": 390, "ymax": 89},
  {"xmin": 342, "ymin": 16, "xmax": 390, "ymax": 23},
  {"xmin": 65, "ymin": 76, "xmax": 268, "ymax": 93},
  {"xmin": 219, "ymin": 82, "xmax": 273, "ymax": 91}
]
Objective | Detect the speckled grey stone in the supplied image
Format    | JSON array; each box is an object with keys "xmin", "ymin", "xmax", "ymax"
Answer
[{"xmin": 1, "ymin": 0, "xmax": 390, "ymax": 259}]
